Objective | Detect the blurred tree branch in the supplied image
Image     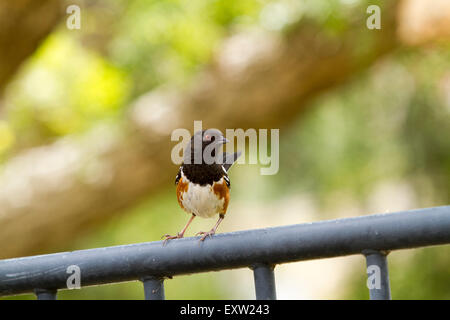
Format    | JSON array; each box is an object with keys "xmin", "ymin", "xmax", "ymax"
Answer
[
  {"xmin": 0, "ymin": 0, "xmax": 63, "ymax": 96},
  {"xmin": 3, "ymin": 0, "xmax": 447, "ymax": 258}
]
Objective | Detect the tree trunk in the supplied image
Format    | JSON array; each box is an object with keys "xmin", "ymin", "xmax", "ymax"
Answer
[{"xmin": 0, "ymin": 0, "xmax": 63, "ymax": 96}]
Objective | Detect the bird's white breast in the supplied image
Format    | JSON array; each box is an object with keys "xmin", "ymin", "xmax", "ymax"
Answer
[{"xmin": 180, "ymin": 179, "xmax": 225, "ymax": 219}]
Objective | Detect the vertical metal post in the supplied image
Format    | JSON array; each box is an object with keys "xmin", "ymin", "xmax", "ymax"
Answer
[
  {"xmin": 141, "ymin": 276, "xmax": 165, "ymax": 300},
  {"xmin": 364, "ymin": 250, "xmax": 391, "ymax": 300},
  {"xmin": 251, "ymin": 263, "xmax": 276, "ymax": 300},
  {"xmin": 34, "ymin": 289, "xmax": 57, "ymax": 300}
]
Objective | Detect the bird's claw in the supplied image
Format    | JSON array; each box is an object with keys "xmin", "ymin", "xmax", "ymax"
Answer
[
  {"xmin": 195, "ymin": 230, "xmax": 215, "ymax": 241},
  {"xmin": 162, "ymin": 232, "xmax": 183, "ymax": 245}
]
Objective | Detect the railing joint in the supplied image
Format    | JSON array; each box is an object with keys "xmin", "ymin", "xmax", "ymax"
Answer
[
  {"xmin": 251, "ymin": 263, "xmax": 277, "ymax": 300},
  {"xmin": 141, "ymin": 275, "xmax": 166, "ymax": 300},
  {"xmin": 34, "ymin": 288, "xmax": 57, "ymax": 300},
  {"xmin": 362, "ymin": 249, "xmax": 390, "ymax": 256}
]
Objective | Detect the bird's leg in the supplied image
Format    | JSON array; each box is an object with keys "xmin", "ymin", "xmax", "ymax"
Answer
[
  {"xmin": 162, "ymin": 214, "xmax": 195, "ymax": 244},
  {"xmin": 196, "ymin": 214, "xmax": 224, "ymax": 241}
]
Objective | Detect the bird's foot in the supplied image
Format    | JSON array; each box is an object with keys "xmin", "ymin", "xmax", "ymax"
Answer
[
  {"xmin": 161, "ymin": 232, "xmax": 184, "ymax": 245},
  {"xmin": 195, "ymin": 229, "xmax": 216, "ymax": 241}
]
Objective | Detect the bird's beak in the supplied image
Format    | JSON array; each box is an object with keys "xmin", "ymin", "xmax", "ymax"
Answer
[{"xmin": 221, "ymin": 137, "xmax": 230, "ymax": 144}]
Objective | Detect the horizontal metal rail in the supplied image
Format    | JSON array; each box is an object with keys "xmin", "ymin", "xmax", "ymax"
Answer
[{"xmin": 0, "ymin": 206, "xmax": 449, "ymax": 298}]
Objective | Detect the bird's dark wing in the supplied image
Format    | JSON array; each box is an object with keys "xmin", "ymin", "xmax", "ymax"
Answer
[
  {"xmin": 223, "ymin": 174, "xmax": 230, "ymax": 188},
  {"xmin": 175, "ymin": 166, "xmax": 182, "ymax": 185},
  {"xmin": 222, "ymin": 151, "xmax": 241, "ymax": 172}
]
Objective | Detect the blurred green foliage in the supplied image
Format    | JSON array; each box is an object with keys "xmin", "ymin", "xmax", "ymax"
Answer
[
  {"xmin": 1, "ymin": 0, "xmax": 271, "ymax": 156},
  {"xmin": 6, "ymin": 34, "xmax": 130, "ymax": 142},
  {"xmin": 277, "ymin": 45, "xmax": 450, "ymax": 206},
  {"xmin": 0, "ymin": 0, "xmax": 369, "ymax": 157}
]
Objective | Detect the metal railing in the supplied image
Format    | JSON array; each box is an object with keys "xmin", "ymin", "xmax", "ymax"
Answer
[{"xmin": 0, "ymin": 206, "xmax": 449, "ymax": 300}]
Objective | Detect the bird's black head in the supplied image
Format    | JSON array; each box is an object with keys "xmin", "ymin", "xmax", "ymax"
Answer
[{"xmin": 184, "ymin": 129, "xmax": 229, "ymax": 165}]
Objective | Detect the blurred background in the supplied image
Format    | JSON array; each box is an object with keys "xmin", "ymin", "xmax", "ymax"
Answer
[{"xmin": 0, "ymin": 0, "xmax": 449, "ymax": 299}]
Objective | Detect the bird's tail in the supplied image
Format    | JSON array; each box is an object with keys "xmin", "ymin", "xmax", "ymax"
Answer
[{"xmin": 222, "ymin": 151, "xmax": 241, "ymax": 172}]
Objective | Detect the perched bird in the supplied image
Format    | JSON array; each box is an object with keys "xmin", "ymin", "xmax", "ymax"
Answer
[{"xmin": 163, "ymin": 129, "xmax": 240, "ymax": 242}]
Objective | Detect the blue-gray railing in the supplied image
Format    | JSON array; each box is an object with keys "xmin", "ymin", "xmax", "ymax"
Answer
[{"xmin": 0, "ymin": 206, "xmax": 449, "ymax": 300}]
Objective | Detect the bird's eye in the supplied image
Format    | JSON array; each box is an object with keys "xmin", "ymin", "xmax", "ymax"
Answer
[{"xmin": 204, "ymin": 135, "xmax": 211, "ymax": 141}]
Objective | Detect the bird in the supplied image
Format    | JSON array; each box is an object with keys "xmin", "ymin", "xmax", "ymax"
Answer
[{"xmin": 163, "ymin": 129, "xmax": 241, "ymax": 242}]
